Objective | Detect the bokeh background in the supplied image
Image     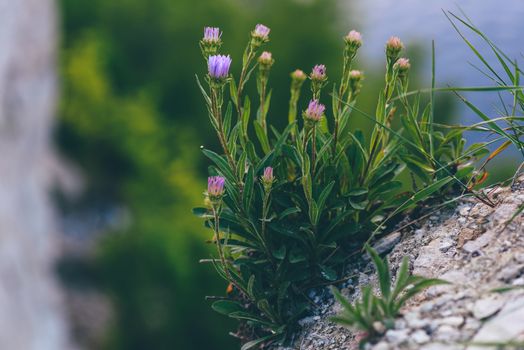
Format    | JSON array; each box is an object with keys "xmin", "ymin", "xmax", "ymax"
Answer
[{"xmin": 35, "ymin": 0, "xmax": 524, "ymax": 349}]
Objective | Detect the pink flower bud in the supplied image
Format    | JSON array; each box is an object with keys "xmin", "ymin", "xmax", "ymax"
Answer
[
  {"xmin": 207, "ymin": 176, "xmax": 225, "ymax": 199},
  {"xmin": 386, "ymin": 36, "xmax": 404, "ymax": 59},
  {"xmin": 395, "ymin": 57, "xmax": 411, "ymax": 72},
  {"xmin": 345, "ymin": 30, "xmax": 363, "ymax": 47},
  {"xmin": 262, "ymin": 167, "xmax": 275, "ymax": 186},
  {"xmin": 258, "ymin": 51, "xmax": 274, "ymax": 68}
]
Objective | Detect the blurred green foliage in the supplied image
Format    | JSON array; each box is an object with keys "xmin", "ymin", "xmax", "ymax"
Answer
[{"xmin": 58, "ymin": 0, "xmax": 350, "ymax": 349}]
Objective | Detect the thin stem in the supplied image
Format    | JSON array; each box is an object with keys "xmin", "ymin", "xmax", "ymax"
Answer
[
  {"xmin": 236, "ymin": 47, "xmax": 256, "ymax": 118},
  {"xmin": 312, "ymin": 126, "xmax": 317, "ymax": 177},
  {"xmin": 211, "ymin": 88, "xmax": 236, "ymax": 171}
]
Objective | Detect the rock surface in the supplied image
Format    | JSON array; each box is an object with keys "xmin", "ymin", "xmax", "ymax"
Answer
[
  {"xmin": 0, "ymin": 0, "xmax": 72, "ymax": 349},
  {"xmin": 273, "ymin": 177, "xmax": 524, "ymax": 350}
]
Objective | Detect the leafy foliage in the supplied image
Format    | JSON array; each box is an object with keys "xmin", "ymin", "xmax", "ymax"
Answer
[
  {"xmin": 194, "ymin": 23, "xmax": 489, "ymax": 349},
  {"xmin": 331, "ymin": 245, "xmax": 448, "ymax": 345}
]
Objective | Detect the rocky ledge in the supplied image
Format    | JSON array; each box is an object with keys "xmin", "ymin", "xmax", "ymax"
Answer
[{"xmin": 275, "ymin": 176, "xmax": 524, "ymax": 350}]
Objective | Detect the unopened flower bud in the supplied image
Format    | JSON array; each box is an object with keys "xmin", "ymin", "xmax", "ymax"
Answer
[
  {"xmin": 200, "ymin": 27, "xmax": 222, "ymax": 57},
  {"xmin": 291, "ymin": 69, "xmax": 306, "ymax": 82},
  {"xmin": 261, "ymin": 167, "xmax": 275, "ymax": 189},
  {"xmin": 303, "ymin": 99, "xmax": 325, "ymax": 123},
  {"xmin": 203, "ymin": 27, "xmax": 221, "ymax": 44},
  {"xmin": 207, "ymin": 176, "xmax": 225, "ymax": 202},
  {"xmin": 258, "ymin": 51, "xmax": 274, "ymax": 70},
  {"xmin": 251, "ymin": 24, "xmax": 270, "ymax": 48},
  {"xmin": 344, "ymin": 30, "xmax": 363, "ymax": 52},
  {"xmin": 208, "ymin": 54, "xmax": 232, "ymax": 82},
  {"xmin": 386, "ymin": 36, "xmax": 404, "ymax": 60},
  {"xmin": 348, "ymin": 70, "xmax": 364, "ymax": 95},
  {"xmin": 394, "ymin": 57, "xmax": 411, "ymax": 75}
]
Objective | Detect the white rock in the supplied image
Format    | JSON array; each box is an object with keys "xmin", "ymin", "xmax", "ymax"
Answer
[
  {"xmin": 404, "ymin": 312, "xmax": 429, "ymax": 329},
  {"xmin": 467, "ymin": 296, "xmax": 524, "ymax": 350},
  {"xmin": 385, "ymin": 329, "xmax": 410, "ymax": 344},
  {"xmin": 439, "ymin": 316, "xmax": 464, "ymax": 327},
  {"xmin": 411, "ymin": 329, "xmax": 430, "ymax": 344},
  {"xmin": 372, "ymin": 341, "xmax": 390, "ymax": 350},
  {"xmin": 471, "ymin": 295, "xmax": 505, "ymax": 320}
]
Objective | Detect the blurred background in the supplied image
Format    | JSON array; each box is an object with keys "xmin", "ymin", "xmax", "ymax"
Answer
[{"xmin": 1, "ymin": 0, "xmax": 523, "ymax": 349}]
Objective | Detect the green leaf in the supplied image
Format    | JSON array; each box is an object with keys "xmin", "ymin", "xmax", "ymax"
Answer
[
  {"xmin": 254, "ymin": 120, "xmax": 271, "ymax": 154},
  {"xmin": 240, "ymin": 334, "xmax": 281, "ymax": 350},
  {"xmin": 272, "ymin": 245, "xmax": 286, "ymax": 260},
  {"xmin": 230, "ymin": 77, "xmax": 238, "ymax": 107},
  {"xmin": 242, "ymin": 166, "xmax": 254, "ymax": 212},
  {"xmin": 212, "ymin": 300, "xmax": 244, "ymax": 316},
  {"xmin": 242, "ymin": 96, "xmax": 251, "ymax": 137},
  {"xmin": 279, "ymin": 207, "xmax": 301, "ymax": 220},
  {"xmin": 319, "ymin": 264, "xmax": 337, "ymax": 281},
  {"xmin": 192, "ymin": 207, "xmax": 211, "ymax": 218},
  {"xmin": 202, "ymin": 148, "xmax": 236, "ymax": 183},
  {"xmin": 365, "ymin": 245, "xmax": 391, "ymax": 300}
]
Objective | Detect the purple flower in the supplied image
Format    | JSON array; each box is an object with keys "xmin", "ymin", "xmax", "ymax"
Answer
[
  {"xmin": 304, "ymin": 99, "xmax": 325, "ymax": 122},
  {"xmin": 310, "ymin": 64, "xmax": 327, "ymax": 82},
  {"xmin": 203, "ymin": 27, "xmax": 221, "ymax": 44},
  {"xmin": 262, "ymin": 167, "xmax": 275, "ymax": 184},
  {"xmin": 252, "ymin": 24, "xmax": 270, "ymax": 40},
  {"xmin": 208, "ymin": 55, "xmax": 232, "ymax": 80},
  {"xmin": 208, "ymin": 176, "xmax": 225, "ymax": 198}
]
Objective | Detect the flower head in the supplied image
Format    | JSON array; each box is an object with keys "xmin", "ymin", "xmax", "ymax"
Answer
[
  {"xmin": 310, "ymin": 64, "xmax": 327, "ymax": 82},
  {"xmin": 344, "ymin": 30, "xmax": 363, "ymax": 48},
  {"xmin": 348, "ymin": 70, "xmax": 364, "ymax": 95},
  {"xmin": 386, "ymin": 36, "xmax": 404, "ymax": 60},
  {"xmin": 394, "ymin": 57, "xmax": 411, "ymax": 72},
  {"xmin": 258, "ymin": 51, "xmax": 274, "ymax": 69},
  {"xmin": 208, "ymin": 55, "xmax": 232, "ymax": 80},
  {"xmin": 250, "ymin": 24, "xmax": 270, "ymax": 48},
  {"xmin": 203, "ymin": 27, "xmax": 221, "ymax": 44},
  {"xmin": 291, "ymin": 69, "xmax": 306, "ymax": 82},
  {"xmin": 304, "ymin": 99, "xmax": 325, "ymax": 122},
  {"xmin": 252, "ymin": 24, "xmax": 271, "ymax": 40},
  {"xmin": 200, "ymin": 27, "xmax": 222, "ymax": 57},
  {"xmin": 207, "ymin": 176, "xmax": 225, "ymax": 200},
  {"xmin": 261, "ymin": 167, "xmax": 275, "ymax": 188}
]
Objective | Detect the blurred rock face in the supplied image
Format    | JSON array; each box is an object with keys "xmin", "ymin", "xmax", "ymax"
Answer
[{"xmin": 0, "ymin": 0, "xmax": 71, "ymax": 349}]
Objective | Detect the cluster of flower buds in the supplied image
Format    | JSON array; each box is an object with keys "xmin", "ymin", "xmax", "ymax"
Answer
[
  {"xmin": 303, "ymin": 99, "xmax": 325, "ymax": 125},
  {"xmin": 207, "ymin": 176, "xmax": 225, "ymax": 204},
  {"xmin": 348, "ymin": 70, "xmax": 364, "ymax": 96},
  {"xmin": 250, "ymin": 24, "xmax": 271, "ymax": 49},
  {"xmin": 310, "ymin": 64, "xmax": 328, "ymax": 98},
  {"xmin": 201, "ymin": 27, "xmax": 223, "ymax": 57},
  {"xmin": 344, "ymin": 30, "xmax": 363, "ymax": 57},
  {"xmin": 258, "ymin": 51, "xmax": 274, "ymax": 72},
  {"xmin": 208, "ymin": 54, "xmax": 232, "ymax": 84},
  {"xmin": 386, "ymin": 36, "xmax": 404, "ymax": 62},
  {"xmin": 261, "ymin": 166, "xmax": 275, "ymax": 191}
]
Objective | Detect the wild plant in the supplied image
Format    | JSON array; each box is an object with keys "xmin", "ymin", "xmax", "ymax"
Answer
[
  {"xmin": 194, "ymin": 24, "xmax": 486, "ymax": 348},
  {"xmin": 331, "ymin": 245, "xmax": 447, "ymax": 347}
]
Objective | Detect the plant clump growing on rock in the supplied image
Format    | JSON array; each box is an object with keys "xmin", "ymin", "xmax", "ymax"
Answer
[{"xmin": 193, "ymin": 23, "xmax": 489, "ymax": 349}]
